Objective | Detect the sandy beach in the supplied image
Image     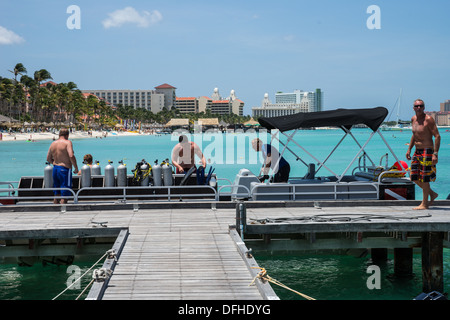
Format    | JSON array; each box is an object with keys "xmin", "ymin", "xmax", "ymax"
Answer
[{"xmin": 0, "ymin": 130, "xmax": 141, "ymax": 142}]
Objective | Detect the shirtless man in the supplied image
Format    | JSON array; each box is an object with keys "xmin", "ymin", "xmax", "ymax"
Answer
[
  {"xmin": 46, "ymin": 128, "xmax": 78, "ymax": 204},
  {"xmin": 406, "ymin": 99, "xmax": 440, "ymax": 210},
  {"xmin": 171, "ymin": 134, "xmax": 206, "ymax": 173}
]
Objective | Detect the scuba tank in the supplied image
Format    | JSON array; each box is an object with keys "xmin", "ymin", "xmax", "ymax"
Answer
[
  {"xmin": 152, "ymin": 160, "xmax": 162, "ymax": 186},
  {"xmin": 91, "ymin": 160, "xmax": 101, "ymax": 175},
  {"xmin": 104, "ymin": 160, "xmax": 115, "ymax": 187},
  {"xmin": 44, "ymin": 161, "xmax": 53, "ymax": 188},
  {"xmin": 162, "ymin": 159, "xmax": 173, "ymax": 186},
  {"xmin": 117, "ymin": 160, "xmax": 127, "ymax": 187},
  {"xmin": 81, "ymin": 160, "xmax": 92, "ymax": 188},
  {"xmin": 140, "ymin": 160, "xmax": 150, "ymax": 186}
]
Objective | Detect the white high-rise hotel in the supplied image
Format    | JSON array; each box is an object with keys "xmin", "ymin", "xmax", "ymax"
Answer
[{"xmin": 252, "ymin": 89, "xmax": 323, "ymax": 118}]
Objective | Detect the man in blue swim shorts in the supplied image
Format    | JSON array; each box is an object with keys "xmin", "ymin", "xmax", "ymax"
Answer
[{"xmin": 46, "ymin": 128, "xmax": 79, "ymax": 204}]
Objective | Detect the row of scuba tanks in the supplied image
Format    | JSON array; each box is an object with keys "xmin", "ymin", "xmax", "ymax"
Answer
[{"xmin": 44, "ymin": 159, "xmax": 174, "ymax": 189}]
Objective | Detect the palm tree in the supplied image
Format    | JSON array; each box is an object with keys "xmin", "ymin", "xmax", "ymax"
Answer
[
  {"xmin": 33, "ymin": 69, "xmax": 52, "ymax": 85},
  {"xmin": 0, "ymin": 77, "xmax": 14, "ymax": 117},
  {"xmin": 9, "ymin": 63, "xmax": 27, "ymax": 82},
  {"xmin": 29, "ymin": 69, "xmax": 52, "ymax": 121},
  {"xmin": 4, "ymin": 64, "xmax": 27, "ymax": 121},
  {"xmin": 20, "ymin": 75, "xmax": 37, "ymax": 120},
  {"xmin": 69, "ymin": 90, "xmax": 86, "ymax": 125}
]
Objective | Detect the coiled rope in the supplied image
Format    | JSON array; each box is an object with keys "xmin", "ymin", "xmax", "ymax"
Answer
[
  {"xmin": 52, "ymin": 250, "xmax": 113, "ymax": 300},
  {"xmin": 250, "ymin": 267, "xmax": 316, "ymax": 300}
]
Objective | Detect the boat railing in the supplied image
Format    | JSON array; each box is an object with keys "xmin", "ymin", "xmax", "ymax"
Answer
[
  {"xmin": 250, "ymin": 181, "xmax": 380, "ymax": 201},
  {"xmin": 0, "ymin": 183, "xmax": 252, "ymax": 204},
  {"xmin": 1, "ymin": 177, "xmax": 410, "ymax": 204},
  {"xmin": 74, "ymin": 185, "xmax": 219, "ymax": 203},
  {"xmin": 0, "ymin": 181, "xmax": 18, "ymax": 196},
  {"xmin": 377, "ymin": 170, "xmax": 410, "ymax": 183},
  {"xmin": 0, "ymin": 187, "xmax": 76, "ymax": 203},
  {"xmin": 218, "ymin": 184, "xmax": 251, "ymax": 200}
]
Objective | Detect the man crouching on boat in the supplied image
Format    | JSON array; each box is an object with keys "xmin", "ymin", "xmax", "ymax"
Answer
[
  {"xmin": 406, "ymin": 99, "xmax": 440, "ymax": 210},
  {"xmin": 171, "ymin": 134, "xmax": 206, "ymax": 174},
  {"xmin": 46, "ymin": 128, "xmax": 79, "ymax": 204},
  {"xmin": 252, "ymin": 138, "xmax": 290, "ymax": 183}
]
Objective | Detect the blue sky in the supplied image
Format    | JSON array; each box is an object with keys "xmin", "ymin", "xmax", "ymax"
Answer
[{"xmin": 1, "ymin": 0, "xmax": 449, "ymax": 119}]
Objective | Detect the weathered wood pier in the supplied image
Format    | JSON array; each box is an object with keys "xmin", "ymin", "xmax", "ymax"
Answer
[
  {"xmin": 0, "ymin": 199, "xmax": 449, "ymax": 299},
  {"xmin": 238, "ymin": 200, "xmax": 450, "ymax": 294},
  {"xmin": 0, "ymin": 201, "xmax": 275, "ymax": 300}
]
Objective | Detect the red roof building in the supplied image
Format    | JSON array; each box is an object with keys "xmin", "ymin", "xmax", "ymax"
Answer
[
  {"xmin": 155, "ymin": 83, "xmax": 177, "ymax": 90},
  {"xmin": 175, "ymin": 97, "xmax": 198, "ymax": 113}
]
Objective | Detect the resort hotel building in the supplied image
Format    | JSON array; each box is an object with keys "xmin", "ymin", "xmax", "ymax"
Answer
[
  {"xmin": 83, "ymin": 85, "xmax": 244, "ymax": 116},
  {"xmin": 175, "ymin": 88, "xmax": 244, "ymax": 116},
  {"xmin": 252, "ymin": 89, "xmax": 323, "ymax": 118},
  {"xmin": 425, "ymin": 99, "xmax": 450, "ymax": 126},
  {"xmin": 82, "ymin": 84, "xmax": 176, "ymax": 114}
]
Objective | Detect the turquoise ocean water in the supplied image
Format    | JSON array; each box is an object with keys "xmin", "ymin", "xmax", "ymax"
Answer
[{"xmin": 0, "ymin": 128, "xmax": 448, "ymax": 299}]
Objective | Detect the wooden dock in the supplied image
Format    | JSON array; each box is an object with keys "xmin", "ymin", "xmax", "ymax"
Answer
[
  {"xmin": 239, "ymin": 200, "xmax": 450, "ymax": 294},
  {"xmin": 0, "ymin": 202, "xmax": 276, "ymax": 300},
  {"xmin": 1, "ymin": 199, "xmax": 450, "ymax": 299}
]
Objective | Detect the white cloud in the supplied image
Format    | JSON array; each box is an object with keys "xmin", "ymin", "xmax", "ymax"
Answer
[
  {"xmin": 102, "ymin": 7, "xmax": 162, "ymax": 29},
  {"xmin": 0, "ymin": 25, "xmax": 24, "ymax": 45}
]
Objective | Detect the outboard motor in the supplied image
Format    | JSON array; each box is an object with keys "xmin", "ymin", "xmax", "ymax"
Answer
[
  {"xmin": 44, "ymin": 161, "xmax": 53, "ymax": 188},
  {"xmin": 91, "ymin": 160, "xmax": 101, "ymax": 175},
  {"xmin": 162, "ymin": 159, "xmax": 173, "ymax": 186},
  {"xmin": 104, "ymin": 160, "xmax": 115, "ymax": 187},
  {"xmin": 81, "ymin": 160, "xmax": 92, "ymax": 188},
  {"xmin": 152, "ymin": 160, "xmax": 162, "ymax": 186},
  {"xmin": 140, "ymin": 160, "xmax": 150, "ymax": 186},
  {"xmin": 117, "ymin": 160, "xmax": 127, "ymax": 187}
]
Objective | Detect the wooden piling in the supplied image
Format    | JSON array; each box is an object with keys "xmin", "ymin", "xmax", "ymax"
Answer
[
  {"xmin": 371, "ymin": 248, "xmax": 388, "ymax": 263},
  {"xmin": 394, "ymin": 248, "xmax": 413, "ymax": 277},
  {"xmin": 422, "ymin": 232, "xmax": 444, "ymax": 293}
]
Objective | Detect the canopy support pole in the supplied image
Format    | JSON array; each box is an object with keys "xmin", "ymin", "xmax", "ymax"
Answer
[
  {"xmin": 377, "ymin": 130, "xmax": 402, "ymax": 165},
  {"xmin": 343, "ymin": 127, "xmax": 376, "ymax": 167},
  {"xmin": 315, "ymin": 130, "xmax": 349, "ymax": 175},
  {"xmin": 279, "ymin": 131, "xmax": 340, "ymax": 179},
  {"xmin": 338, "ymin": 130, "xmax": 377, "ymax": 182}
]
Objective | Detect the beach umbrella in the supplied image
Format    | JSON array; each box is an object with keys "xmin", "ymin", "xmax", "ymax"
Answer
[{"xmin": 243, "ymin": 118, "xmax": 260, "ymax": 126}]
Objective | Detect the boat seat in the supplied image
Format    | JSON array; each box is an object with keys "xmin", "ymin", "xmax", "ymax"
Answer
[
  {"xmin": 303, "ymin": 163, "xmax": 315, "ymax": 180},
  {"xmin": 354, "ymin": 172, "xmax": 377, "ymax": 181}
]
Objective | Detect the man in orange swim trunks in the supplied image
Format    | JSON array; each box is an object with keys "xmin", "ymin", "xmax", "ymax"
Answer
[{"xmin": 406, "ymin": 99, "xmax": 441, "ymax": 210}]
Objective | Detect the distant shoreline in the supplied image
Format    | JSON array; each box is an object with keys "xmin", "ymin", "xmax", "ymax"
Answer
[{"xmin": 0, "ymin": 130, "xmax": 141, "ymax": 142}]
